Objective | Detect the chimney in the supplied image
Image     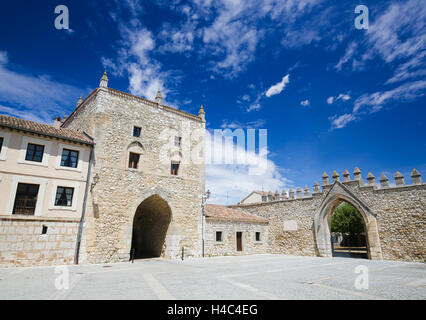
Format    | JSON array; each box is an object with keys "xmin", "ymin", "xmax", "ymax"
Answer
[{"xmin": 53, "ymin": 117, "xmax": 61, "ymax": 129}]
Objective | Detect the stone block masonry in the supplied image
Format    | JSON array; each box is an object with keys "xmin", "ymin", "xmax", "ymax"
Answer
[
  {"xmin": 235, "ymin": 168, "xmax": 425, "ymax": 262},
  {"xmin": 0, "ymin": 216, "xmax": 86, "ymax": 267}
]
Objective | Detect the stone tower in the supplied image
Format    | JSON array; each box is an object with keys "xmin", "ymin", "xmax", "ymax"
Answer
[{"xmin": 62, "ymin": 72, "xmax": 206, "ymax": 263}]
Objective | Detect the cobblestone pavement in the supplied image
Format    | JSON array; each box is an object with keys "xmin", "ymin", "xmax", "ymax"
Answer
[{"xmin": 0, "ymin": 254, "xmax": 425, "ymax": 300}]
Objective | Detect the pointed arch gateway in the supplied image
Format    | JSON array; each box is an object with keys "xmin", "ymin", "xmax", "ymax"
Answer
[
  {"xmin": 131, "ymin": 194, "xmax": 172, "ymax": 259},
  {"xmin": 313, "ymin": 181, "xmax": 383, "ymax": 260}
]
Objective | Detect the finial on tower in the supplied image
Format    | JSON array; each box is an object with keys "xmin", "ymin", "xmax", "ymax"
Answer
[
  {"xmin": 155, "ymin": 88, "xmax": 163, "ymax": 105},
  {"xmin": 411, "ymin": 168, "xmax": 422, "ymax": 185},
  {"xmin": 76, "ymin": 96, "xmax": 83, "ymax": 107},
  {"xmin": 100, "ymin": 70, "xmax": 108, "ymax": 88},
  {"xmin": 198, "ymin": 105, "xmax": 205, "ymax": 122}
]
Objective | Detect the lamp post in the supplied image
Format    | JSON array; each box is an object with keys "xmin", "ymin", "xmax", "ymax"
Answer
[{"xmin": 201, "ymin": 189, "xmax": 211, "ymax": 258}]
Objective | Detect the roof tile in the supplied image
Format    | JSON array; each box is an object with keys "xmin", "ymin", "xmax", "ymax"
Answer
[
  {"xmin": 0, "ymin": 114, "xmax": 93, "ymax": 145},
  {"xmin": 205, "ymin": 204, "xmax": 268, "ymax": 223}
]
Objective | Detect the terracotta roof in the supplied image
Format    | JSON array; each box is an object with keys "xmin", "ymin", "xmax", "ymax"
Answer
[
  {"xmin": 0, "ymin": 114, "xmax": 93, "ymax": 145},
  {"xmin": 205, "ymin": 204, "xmax": 268, "ymax": 223}
]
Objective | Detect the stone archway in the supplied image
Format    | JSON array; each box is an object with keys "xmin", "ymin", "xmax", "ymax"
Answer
[
  {"xmin": 130, "ymin": 194, "xmax": 172, "ymax": 259},
  {"xmin": 313, "ymin": 181, "xmax": 383, "ymax": 260}
]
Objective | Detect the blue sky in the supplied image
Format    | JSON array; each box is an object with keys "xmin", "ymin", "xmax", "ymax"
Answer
[{"xmin": 0, "ymin": 0, "xmax": 425, "ymax": 204}]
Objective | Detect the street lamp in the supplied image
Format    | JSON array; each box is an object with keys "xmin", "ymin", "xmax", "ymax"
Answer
[
  {"xmin": 201, "ymin": 189, "xmax": 211, "ymax": 257},
  {"xmin": 90, "ymin": 173, "xmax": 100, "ymax": 191}
]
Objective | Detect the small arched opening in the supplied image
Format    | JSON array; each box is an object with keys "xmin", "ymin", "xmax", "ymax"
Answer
[
  {"xmin": 131, "ymin": 194, "xmax": 172, "ymax": 259},
  {"xmin": 330, "ymin": 201, "xmax": 368, "ymax": 259}
]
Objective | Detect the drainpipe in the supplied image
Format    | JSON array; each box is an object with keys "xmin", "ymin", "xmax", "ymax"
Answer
[{"xmin": 74, "ymin": 132, "xmax": 94, "ymax": 264}]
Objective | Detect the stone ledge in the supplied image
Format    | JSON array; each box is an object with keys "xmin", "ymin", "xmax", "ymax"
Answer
[{"xmin": 0, "ymin": 215, "xmax": 80, "ymax": 223}]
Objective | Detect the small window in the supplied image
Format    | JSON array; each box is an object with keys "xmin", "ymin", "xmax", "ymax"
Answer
[
  {"xmin": 261, "ymin": 196, "xmax": 267, "ymax": 202},
  {"xmin": 13, "ymin": 183, "xmax": 40, "ymax": 215},
  {"xmin": 133, "ymin": 126, "xmax": 141, "ymax": 137},
  {"xmin": 42, "ymin": 225, "xmax": 48, "ymax": 234},
  {"xmin": 55, "ymin": 187, "xmax": 74, "ymax": 207},
  {"xmin": 171, "ymin": 161, "xmax": 180, "ymax": 175},
  {"xmin": 25, "ymin": 143, "xmax": 44, "ymax": 162},
  {"xmin": 174, "ymin": 136, "xmax": 181, "ymax": 147},
  {"xmin": 60, "ymin": 149, "xmax": 79, "ymax": 168},
  {"xmin": 128, "ymin": 152, "xmax": 140, "ymax": 169},
  {"xmin": 216, "ymin": 231, "xmax": 222, "ymax": 242},
  {"xmin": 0, "ymin": 137, "xmax": 3, "ymax": 153},
  {"xmin": 255, "ymin": 232, "xmax": 261, "ymax": 242}
]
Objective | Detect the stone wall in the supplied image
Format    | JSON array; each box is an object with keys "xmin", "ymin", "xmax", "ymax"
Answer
[
  {"xmin": 235, "ymin": 169, "xmax": 425, "ymax": 262},
  {"xmin": 63, "ymin": 85, "xmax": 205, "ymax": 263},
  {"xmin": 205, "ymin": 219, "xmax": 268, "ymax": 257},
  {"xmin": 0, "ymin": 216, "xmax": 86, "ymax": 267}
]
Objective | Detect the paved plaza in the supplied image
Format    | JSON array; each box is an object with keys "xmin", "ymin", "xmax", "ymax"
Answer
[{"xmin": 0, "ymin": 254, "xmax": 425, "ymax": 300}]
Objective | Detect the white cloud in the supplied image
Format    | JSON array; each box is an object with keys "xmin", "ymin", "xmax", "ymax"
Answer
[
  {"xmin": 353, "ymin": 80, "xmax": 426, "ymax": 113},
  {"xmin": 335, "ymin": 41, "xmax": 358, "ymax": 71},
  {"xmin": 329, "ymin": 113, "xmax": 356, "ymax": 130},
  {"xmin": 102, "ymin": 22, "xmax": 169, "ymax": 100},
  {"xmin": 246, "ymin": 103, "xmax": 261, "ymax": 112},
  {"xmin": 0, "ymin": 51, "xmax": 8, "ymax": 65},
  {"xmin": 300, "ymin": 99, "xmax": 310, "ymax": 107},
  {"xmin": 241, "ymin": 94, "xmax": 250, "ymax": 102},
  {"xmin": 220, "ymin": 119, "xmax": 265, "ymax": 129},
  {"xmin": 330, "ymin": 80, "xmax": 426, "ymax": 130},
  {"xmin": 327, "ymin": 93, "xmax": 351, "ymax": 104},
  {"xmin": 0, "ymin": 53, "xmax": 86, "ymax": 123},
  {"xmin": 335, "ymin": 0, "xmax": 426, "ymax": 81},
  {"xmin": 265, "ymin": 74, "xmax": 290, "ymax": 98},
  {"xmin": 205, "ymin": 134, "xmax": 291, "ymax": 204},
  {"xmin": 158, "ymin": 21, "xmax": 195, "ymax": 54},
  {"xmin": 337, "ymin": 93, "xmax": 350, "ymax": 101}
]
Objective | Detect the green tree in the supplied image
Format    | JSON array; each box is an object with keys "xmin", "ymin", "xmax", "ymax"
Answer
[{"xmin": 331, "ymin": 202, "xmax": 364, "ymax": 234}]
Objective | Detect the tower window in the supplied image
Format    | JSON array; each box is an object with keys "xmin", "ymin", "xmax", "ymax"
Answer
[
  {"xmin": 171, "ymin": 161, "xmax": 180, "ymax": 175},
  {"xmin": 133, "ymin": 126, "xmax": 141, "ymax": 137},
  {"xmin": 128, "ymin": 152, "xmax": 140, "ymax": 169},
  {"xmin": 256, "ymin": 232, "xmax": 261, "ymax": 242},
  {"xmin": 174, "ymin": 136, "xmax": 181, "ymax": 147},
  {"xmin": 216, "ymin": 231, "xmax": 223, "ymax": 242}
]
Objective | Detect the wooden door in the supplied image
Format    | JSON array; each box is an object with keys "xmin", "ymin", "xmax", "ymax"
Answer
[{"xmin": 236, "ymin": 232, "xmax": 242, "ymax": 251}]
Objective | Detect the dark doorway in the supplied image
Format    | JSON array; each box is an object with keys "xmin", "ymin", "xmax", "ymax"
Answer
[
  {"xmin": 330, "ymin": 201, "xmax": 368, "ymax": 259},
  {"xmin": 131, "ymin": 195, "xmax": 171, "ymax": 259},
  {"xmin": 236, "ymin": 232, "xmax": 243, "ymax": 252}
]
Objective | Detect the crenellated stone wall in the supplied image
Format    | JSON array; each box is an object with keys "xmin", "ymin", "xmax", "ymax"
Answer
[{"xmin": 234, "ymin": 168, "xmax": 425, "ymax": 262}]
